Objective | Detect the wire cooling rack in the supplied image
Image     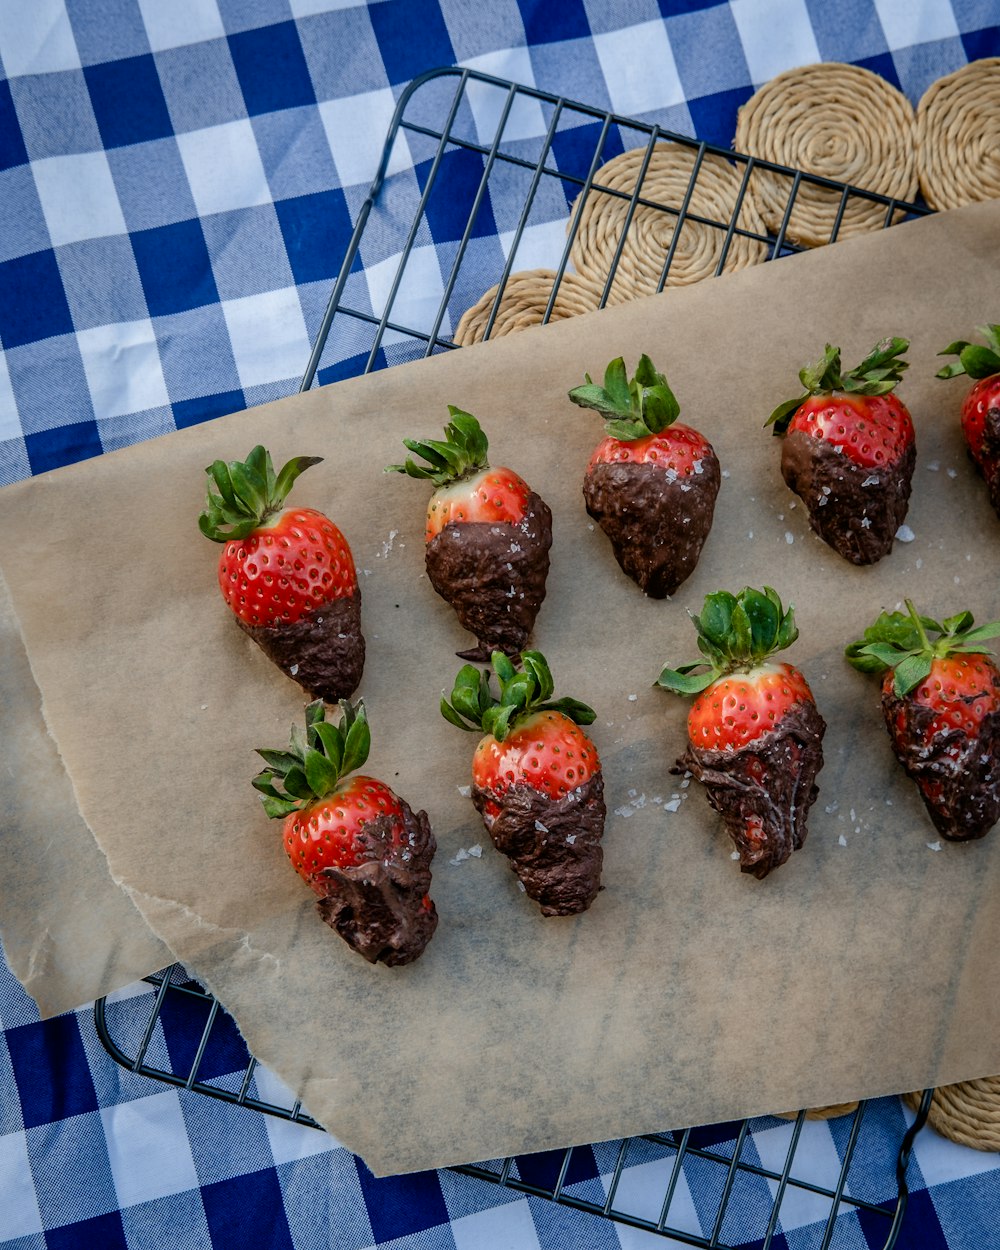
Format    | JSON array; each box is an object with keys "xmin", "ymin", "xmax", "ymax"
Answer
[{"xmin": 96, "ymin": 67, "xmax": 936, "ymax": 1249}]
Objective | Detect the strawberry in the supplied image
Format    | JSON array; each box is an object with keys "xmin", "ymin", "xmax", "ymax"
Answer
[
  {"xmin": 767, "ymin": 337, "xmax": 915, "ymax": 565},
  {"xmin": 846, "ymin": 601, "xmax": 1000, "ymax": 841},
  {"xmin": 254, "ymin": 699, "xmax": 438, "ymax": 965},
  {"xmin": 441, "ymin": 650, "xmax": 605, "ymax": 915},
  {"xmin": 387, "ymin": 408, "xmax": 551, "ymax": 661},
  {"xmin": 657, "ymin": 586, "xmax": 826, "ymax": 878},
  {"xmin": 568, "ymin": 354, "xmax": 720, "ymax": 597},
  {"xmin": 936, "ymin": 324, "xmax": 1000, "ymax": 517},
  {"xmin": 199, "ymin": 446, "xmax": 364, "ymax": 702}
]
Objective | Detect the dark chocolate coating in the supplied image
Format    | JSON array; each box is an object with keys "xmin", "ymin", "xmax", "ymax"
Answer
[
  {"xmin": 471, "ymin": 771, "xmax": 605, "ymax": 915},
  {"xmin": 316, "ymin": 801, "xmax": 438, "ymax": 966},
  {"xmin": 973, "ymin": 403, "xmax": 1000, "ymax": 518},
  {"xmin": 674, "ymin": 700, "xmax": 826, "ymax": 879},
  {"xmin": 241, "ymin": 589, "xmax": 364, "ymax": 702},
  {"xmin": 882, "ymin": 683, "xmax": 1000, "ymax": 841},
  {"xmin": 583, "ymin": 454, "xmax": 721, "ymax": 598},
  {"xmin": 425, "ymin": 491, "xmax": 552, "ymax": 661},
  {"xmin": 781, "ymin": 431, "xmax": 915, "ymax": 566}
]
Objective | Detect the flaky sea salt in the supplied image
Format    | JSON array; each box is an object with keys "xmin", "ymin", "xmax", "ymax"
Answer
[
  {"xmin": 614, "ymin": 805, "xmax": 635, "ymax": 818},
  {"xmin": 457, "ymin": 785, "xmax": 471, "ymax": 798},
  {"xmin": 730, "ymin": 851, "xmax": 741, "ymax": 861},
  {"xmin": 896, "ymin": 524, "xmax": 915, "ymax": 542},
  {"xmin": 785, "ymin": 531, "xmax": 794, "ymax": 544},
  {"xmin": 534, "ymin": 820, "xmax": 548, "ymax": 832},
  {"xmin": 663, "ymin": 798, "xmax": 681, "ymax": 812},
  {"xmin": 927, "ymin": 841, "xmax": 942, "ymax": 852},
  {"xmin": 838, "ymin": 835, "xmax": 848, "ymax": 847}
]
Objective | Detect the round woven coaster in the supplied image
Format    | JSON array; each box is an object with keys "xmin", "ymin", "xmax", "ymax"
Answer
[
  {"xmin": 567, "ymin": 144, "xmax": 769, "ymax": 304},
  {"xmin": 903, "ymin": 1078, "xmax": 1000, "ymax": 1152},
  {"xmin": 453, "ymin": 268, "xmax": 604, "ymax": 345},
  {"xmin": 773, "ymin": 1102, "xmax": 860, "ymax": 1121},
  {"xmin": 917, "ymin": 58, "xmax": 1000, "ymax": 210},
  {"xmin": 734, "ymin": 62, "xmax": 917, "ymax": 246}
]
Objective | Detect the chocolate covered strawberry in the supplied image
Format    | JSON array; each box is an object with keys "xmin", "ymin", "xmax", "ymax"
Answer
[
  {"xmin": 387, "ymin": 409, "xmax": 551, "ymax": 661},
  {"xmin": 937, "ymin": 324, "xmax": 1000, "ymax": 517},
  {"xmin": 568, "ymin": 354, "xmax": 720, "ymax": 597},
  {"xmin": 657, "ymin": 587, "xmax": 826, "ymax": 878},
  {"xmin": 767, "ymin": 337, "xmax": 915, "ymax": 565},
  {"xmin": 846, "ymin": 601, "xmax": 1000, "ymax": 841},
  {"xmin": 199, "ymin": 445, "xmax": 364, "ymax": 701},
  {"xmin": 441, "ymin": 650, "xmax": 605, "ymax": 915},
  {"xmin": 254, "ymin": 699, "xmax": 438, "ymax": 965}
]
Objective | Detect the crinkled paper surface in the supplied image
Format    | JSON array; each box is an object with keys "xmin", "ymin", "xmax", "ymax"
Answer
[{"xmin": 2, "ymin": 198, "xmax": 999, "ymax": 1174}]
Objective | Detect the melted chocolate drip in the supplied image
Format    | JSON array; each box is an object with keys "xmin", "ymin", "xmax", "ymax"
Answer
[
  {"xmin": 425, "ymin": 492, "xmax": 552, "ymax": 661},
  {"xmin": 316, "ymin": 802, "xmax": 438, "ymax": 966},
  {"xmin": 241, "ymin": 590, "xmax": 364, "ymax": 702},
  {"xmin": 781, "ymin": 431, "xmax": 915, "ymax": 566},
  {"xmin": 674, "ymin": 700, "xmax": 826, "ymax": 879},
  {"xmin": 471, "ymin": 771, "xmax": 605, "ymax": 915},
  {"xmin": 882, "ymin": 684, "xmax": 1000, "ymax": 841},
  {"xmin": 583, "ymin": 453, "xmax": 721, "ymax": 598}
]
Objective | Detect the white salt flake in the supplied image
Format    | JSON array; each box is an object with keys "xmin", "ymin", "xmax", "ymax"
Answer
[
  {"xmin": 200, "ymin": 704, "xmax": 208, "ymax": 711},
  {"xmin": 861, "ymin": 475, "xmax": 880, "ymax": 487},
  {"xmin": 457, "ymin": 785, "xmax": 471, "ymax": 798},
  {"xmin": 289, "ymin": 664, "xmax": 299, "ymax": 676},
  {"xmin": 614, "ymin": 805, "xmax": 635, "ymax": 818},
  {"xmin": 954, "ymin": 576, "xmax": 961, "ymax": 584},
  {"xmin": 748, "ymin": 530, "xmax": 754, "ymax": 539},
  {"xmin": 517, "ymin": 880, "xmax": 527, "ymax": 892},
  {"xmin": 927, "ymin": 841, "xmax": 942, "ymax": 852},
  {"xmin": 362, "ymin": 568, "xmax": 372, "ymax": 576},
  {"xmin": 680, "ymin": 778, "xmax": 690, "ymax": 789},
  {"xmin": 534, "ymin": 820, "xmax": 549, "ymax": 832},
  {"xmin": 947, "ymin": 467, "xmax": 958, "ymax": 478},
  {"xmin": 860, "ymin": 517, "xmax": 871, "ymax": 528},
  {"xmin": 663, "ymin": 798, "xmax": 682, "ymax": 812},
  {"xmin": 785, "ymin": 531, "xmax": 794, "ymax": 544},
  {"xmin": 566, "ymin": 834, "xmax": 577, "ymax": 845},
  {"xmin": 628, "ymin": 694, "xmax": 638, "ymax": 702},
  {"xmin": 721, "ymin": 469, "xmax": 731, "ymax": 479},
  {"xmin": 630, "ymin": 794, "xmax": 647, "ymax": 809},
  {"xmin": 915, "ymin": 558, "xmax": 923, "ymax": 569},
  {"xmin": 627, "ymin": 788, "xmax": 637, "ymax": 798},
  {"xmin": 927, "ymin": 460, "xmax": 940, "ymax": 471},
  {"xmin": 730, "ymin": 851, "xmax": 741, "ymax": 861},
  {"xmin": 449, "ymin": 849, "xmax": 469, "ymax": 865},
  {"xmin": 896, "ymin": 524, "xmax": 915, "ymax": 542},
  {"xmin": 824, "ymin": 802, "xmax": 839, "ymax": 814},
  {"xmin": 468, "ymin": 844, "xmax": 483, "ymax": 858},
  {"xmin": 850, "ymin": 808, "xmax": 856, "ymax": 821},
  {"xmin": 838, "ymin": 835, "xmax": 848, "ymax": 847}
]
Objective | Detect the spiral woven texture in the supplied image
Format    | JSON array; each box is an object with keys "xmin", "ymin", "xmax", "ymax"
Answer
[
  {"xmin": 903, "ymin": 1077, "xmax": 1000, "ymax": 1152},
  {"xmin": 734, "ymin": 62, "xmax": 917, "ymax": 247},
  {"xmin": 567, "ymin": 145, "xmax": 769, "ymax": 303},
  {"xmin": 917, "ymin": 58, "xmax": 1000, "ymax": 210},
  {"xmin": 453, "ymin": 269, "xmax": 605, "ymax": 345}
]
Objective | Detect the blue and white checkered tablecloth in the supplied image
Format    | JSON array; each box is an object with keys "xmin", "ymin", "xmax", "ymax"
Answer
[{"xmin": 2, "ymin": 2, "xmax": 999, "ymax": 1247}]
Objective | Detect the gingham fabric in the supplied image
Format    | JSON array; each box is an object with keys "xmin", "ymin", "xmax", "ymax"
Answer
[{"xmin": 2, "ymin": 2, "xmax": 999, "ymax": 1247}]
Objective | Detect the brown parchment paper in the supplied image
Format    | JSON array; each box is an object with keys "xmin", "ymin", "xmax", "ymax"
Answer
[
  {"xmin": 2, "ymin": 197, "xmax": 1000, "ymax": 1174},
  {"xmin": 0, "ymin": 571, "xmax": 172, "ymax": 1015}
]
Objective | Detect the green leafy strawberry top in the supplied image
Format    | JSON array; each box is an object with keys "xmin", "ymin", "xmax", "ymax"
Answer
[
  {"xmin": 253, "ymin": 699, "xmax": 372, "ymax": 819},
  {"xmin": 937, "ymin": 324, "xmax": 1000, "ymax": 381},
  {"xmin": 441, "ymin": 650, "xmax": 596, "ymax": 742},
  {"xmin": 656, "ymin": 586, "xmax": 799, "ymax": 696},
  {"xmin": 845, "ymin": 600, "xmax": 1000, "ymax": 696},
  {"xmin": 199, "ymin": 445, "xmax": 322, "ymax": 543},
  {"xmin": 767, "ymin": 336, "xmax": 910, "ymax": 434},
  {"xmin": 386, "ymin": 407, "xmax": 491, "ymax": 486},
  {"xmin": 568, "ymin": 354, "xmax": 681, "ymax": 440}
]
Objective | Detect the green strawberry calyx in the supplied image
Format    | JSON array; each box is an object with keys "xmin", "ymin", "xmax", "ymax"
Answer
[
  {"xmin": 936, "ymin": 324, "xmax": 1000, "ymax": 381},
  {"xmin": 199, "ymin": 445, "xmax": 323, "ymax": 543},
  {"xmin": 567, "ymin": 354, "xmax": 680, "ymax": 441},
  {"xmin": 441, "ymin": 649, "xmax": 596, "ymax": 743},
  {"xmin": 845, "ymin": 600, "xmax": 1000, "ymax": 697},
  {"xmin": 385, "ymin": 407, "xmax": 490, "ymax": 486},
  {"xmin": 252, "ymin": 699, "xmax": 372, "ymax": 819},
  {"xmin": 766, "ymin": 336, "xmax": 910, "ymax": 435},
  {"xmin": 656, "ymin": 586, "xmax": 799, "ymax": 697}
]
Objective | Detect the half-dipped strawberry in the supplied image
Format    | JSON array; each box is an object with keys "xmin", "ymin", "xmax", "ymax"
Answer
[
  {"xmin": 846, "ymin": 601, "xmax": 1000, "ymax": 841},
  {"xmin": 441, "ymin": 650, "xmax": 605, "ymax": 915},
  {"xmin": 657, "ymin": 586, "xmax": 826, "ymax": 878},
  {"xmin": 254, "ymin": 699, "xmax": 438, "ymax": 965},
  {"xmin": 387, "ymin": 409, "xmax": 551, "ymax": 660},
  {"xmin": 199, "ymin": 445, "xmax": 364, "ymax": 701},
  {"xmin": 937, "ymin": 324, "xmax": 1000, "ymax": 517},
  {"xmin": 568, "ymin": 354, "xmax": 720, "ymax": 597},
  {"xmin": 767, "ymin": 337, "xmax": 915, "ymax": 565}
]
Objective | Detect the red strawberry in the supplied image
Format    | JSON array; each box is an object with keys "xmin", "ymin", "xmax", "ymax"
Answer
[
  {"xmin": 657, "ymin": 587, "xmax": 826, "ymax": 878},
  {"xmin": 199, "ymin": 446, "xmax": 364, "ymax": 702},
  {"xmin": 387, "ymin": 409, "xmax": 551, "ymax": 661},
  {"xmin": 568, "ymin": 354, "xmax": 720, "ymax": 597},
  {"xmin": 254, "ymin": 699, "xmax": 438, "ymax": 965},
  {"xmin": 846, "ymin": 601, "xmax": 1000, "ymax": 841},
  {"xmin": 767, "ymin": 337, "xmax": 915, "ymax": 565},
  {"xmin": 441, "ymin": 650, "xmax": 605, "ymax": 915},
  {"xmin": 937, "ymin": 324, "xmax": 1000, "ymax": 517}
]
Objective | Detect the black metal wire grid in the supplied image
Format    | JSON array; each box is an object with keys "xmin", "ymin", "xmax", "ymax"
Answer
[
  {"xmin": 95, "ymin": 967, "xmax": 933, "ymax": 1250},
  {"xmin": 95, "ymin": 66, "xmax": 938, "ymax": 1249}
]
